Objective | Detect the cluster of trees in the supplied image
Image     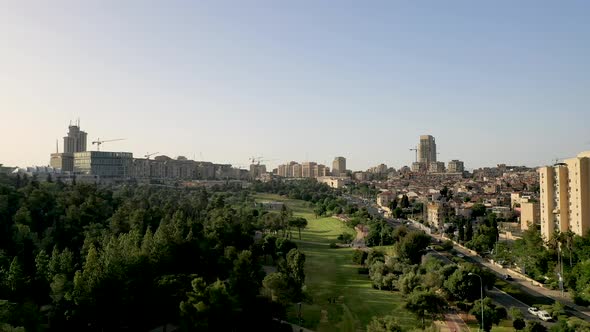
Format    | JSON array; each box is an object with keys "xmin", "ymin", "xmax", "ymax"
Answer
[
  {"xmin": 252, "ymin": 179, "xmax": 356, "ymax": 217},
  {"xmin": 352, "ymin": 224, "xmax": 503, "ymax": 331},
  {"xmin": 0, "ymin": 175, "xmax": 305, "ymax": 331},
  {"xmin": 385, "ymin": 195, "xmax": 424, "ymax": 221},
  {"xmin": 465, "ymin": 213, "xmax": 500, "ymax": 253},
  {"xmin": 512, "ymin": 227, "xmax": 590, "ymax": 305},
  {"xmin": 458, "ymin": 217, "xmax": 590, "ymax": 306}
]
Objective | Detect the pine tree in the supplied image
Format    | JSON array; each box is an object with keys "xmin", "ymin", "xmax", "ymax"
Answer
[
  {"xmin": 7, "ymin": 257, "xmax": 25, "ymax": 295},
  {"xmin": 35, "ymin": 249, "xmax": 51, "ymax": 283}
]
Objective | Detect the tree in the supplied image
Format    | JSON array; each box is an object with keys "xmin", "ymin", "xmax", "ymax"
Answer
[
  {"xmin": 367, "ymin": 315, "xmax": 402, "ymax": 332},
  {"xmin": 404, "ymin": 290, "xmax": 446, "ymax": 329},
  {"xmin": 509, "ymin": 306, "xmax": 524, "ymax": 320},
  {"xmin": 466, "ymin": 221, "xmax": 474, "ymax": 242},
  {"xmin": 229, "ymin": 250, "xmax": 264, "ymax": 304},
  {"xmin": 471, "ymin": 203, "xmax": 486, "ymax": 218},
  {"xmin": 524, "ymin": 320, "xmax": 548, "ymax": 332},
  {"xmin": 286, "ymin": 249, "xmax": 306, "ymax": 288},
  {"xmin": 369, "ymin": 261, "xmax": 386, "ymax": 290},
  {"xmin": 180, "ymin": 278, "xmax": 236, "ymax": 331},
  {"xmin": 388, "ymin": 199, "xmax": 398, "ymax": 212},
  {"xmin": 398, "ymin": 271, "xmax": 421, "ymax": 295},
  {"xmin": 400, "ymin": 195, "xmax": 410, "ymax": 209},
  {"xmin": 352, "ymin": 250, "xmax": 368, "ymax": 265},
  {"xmin": 513, "ymin": 318, "xmax": 526, "ymax": 331},
  {"xmin": 6, "ymin": 257, "xmax": 26, "ymax": 296},
  {"xmin": 470, "ymin": 298, "xmax": 503, "ymax": 332},
  {"xmin": 394, "ymin": 231, "xmax": 431, "ymax": 264},
  {"xmin": 35, "ymin": 249, "xmax": 50, "ymax": 284},
  {"xmin": 288, "ymin": 217, "xmax": 308, "ymax": 240}
]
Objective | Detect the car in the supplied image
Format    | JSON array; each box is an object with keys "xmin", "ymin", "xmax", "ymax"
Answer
[
  {"xmin": 528, "ymin": 307, "xmax": 539, "ymax": 315},
  {"xmin": 537, "ymin": 310, "xmax": 553, "ymax": 321},
  {"xmin": 503, "ymin": 274, "xmax": 513, "ymax": 281},
  {"xmin": 456, "ymin": 253, "xmax": 465, "ymax": 258}
]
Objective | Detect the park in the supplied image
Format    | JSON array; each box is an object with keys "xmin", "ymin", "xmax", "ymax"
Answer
[{"xmin": 255, "ymin": 193, "xmax": 419, "ymax": 332}]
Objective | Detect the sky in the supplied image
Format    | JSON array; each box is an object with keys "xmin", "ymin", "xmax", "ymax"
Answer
[{"xmin": 1, "ymin": 1, "xmax": 589, "ymax": 171}]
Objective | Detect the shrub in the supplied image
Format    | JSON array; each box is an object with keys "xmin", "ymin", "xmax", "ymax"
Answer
[
  {"xmin": 329, "ymin": 243, "xmax": 339, "ymax": 249},
  {"xmin": 441, "ymin": 240, "xmax": 454, "ymax": 251},
  {"xmin": 352, "ymin": 250, "xmax": 369, "ymax": 265}
]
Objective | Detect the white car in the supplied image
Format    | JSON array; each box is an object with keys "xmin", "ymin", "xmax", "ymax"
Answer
[
  {"xmin": 527, "ymin": 307, "xmax": 539, "ymax": 315},
  {"xmin": 537, "ymin": 310, "xmax": 552, "ymax": 321}
]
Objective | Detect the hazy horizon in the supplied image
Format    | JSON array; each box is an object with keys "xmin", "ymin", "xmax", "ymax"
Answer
[{"xmin": 1, "ymin": 1, "xmax": 589, "ymax": 171}]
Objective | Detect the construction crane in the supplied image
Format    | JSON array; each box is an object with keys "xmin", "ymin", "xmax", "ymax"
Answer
[
  {"xmin": 409, "ymin": 147, "xmax": 418, "ymax": 163},
  {"xmin": 92, "ymin": 138, "xmax": 126, "ymax": 151},
  {"xmin": 249, "ymin": 156, "xmax": 263, "ymax": 165},
  {"xmin": 145, "ymin": 152, "xmax": 159, "ymax": 160}
]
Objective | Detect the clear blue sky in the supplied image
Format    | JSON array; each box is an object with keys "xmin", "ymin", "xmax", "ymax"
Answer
[{"xmin": 1, "ymin": 1, "xmax": 589, "ymax": 170}]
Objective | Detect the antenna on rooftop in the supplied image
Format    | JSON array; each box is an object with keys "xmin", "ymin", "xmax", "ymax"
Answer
[{"xmin": 56, "ymin": 139, "xmax": 59, "ymax": 153}]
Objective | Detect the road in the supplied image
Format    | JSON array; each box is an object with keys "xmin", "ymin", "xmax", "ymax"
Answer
[
  {"xmin": 426, "ymin": 249, "xmax": 548, "ymax": 326},
  {"xmin": 342, "ymin": 195, "xmax": 568, "ymax": 326},
  {"xmin": 447, "ymin": 241, "xmax": 590, "ymax": 320}
]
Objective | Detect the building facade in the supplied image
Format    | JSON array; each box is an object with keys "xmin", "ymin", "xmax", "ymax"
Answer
[
  {"xmin": 539, "ymin": 151, "xmax": 590, "ymax": 240},
  {"xmin": 418, "ymin": 135, "xmax": 437, "ymax": 164},
  {"xmin": 427, "ymin": 201, "xmax": 446, "ymax": 231},
  {"xmin": 63, "ymin": 123, "xmax": 88, "ymax": 154},
  {"xmin": 520, "ymin": 201, "xmax": 540, "ymax": 231},
  {"xmin": 50, "ymin": 153, "xmax": 74, "ymax": 172},
  {"xmin": 332, "ymin": 157, "xmax": 346, "ymax": 176},
  {"xmin": 74, "ymin": 151, "xmax": 133, "ymax": 178},
  {"xmin": 447, "ymin": 160, "xmax": 465, "ymax": 173},
  {"xmin": 428, "ymin": 161, "xmax": 446, "ymax": 173}
]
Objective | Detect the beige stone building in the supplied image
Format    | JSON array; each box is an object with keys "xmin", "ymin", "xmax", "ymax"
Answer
[
  {"xmin": 317, "ymin": 176, "xmax": 350, "ymax": 189},
  {"xmin": 301, "ymin": 162, "xmax": 317, "ymax": 178},
  {"xmin": 427, "ymin": 202, "xmax": 446, "ymax": 231},
  {"xmin": 428, "ymin": 161, "xmax": 445, "ymax": 173},
  {"xmin": 411, "ymin": 162, "xmax": 426, "ymax": 173},
  {"xmin": 539, "ymin": 151, "xmax": 590, "ymax": 240},
  {"xmin": 418, "ymin": 135, "xmax": 437, "ymax": 164},
  {"xmin": 447, "ymin": 160, "xmax": 465, "ymax": 173},
  {"xmin": 332, "ymin": 157, "xmax": 346, "ymax": 176},
  {"xmin": 377, "ymin": 191, "xmax": 396, "ymax": 208},
  {"xmin": 50, "ymin": 153, "xmax": 74, "ymax": 172},
  {"xmin": 520, "ymin": 201, "xmax": 540, "ymax": 231}
]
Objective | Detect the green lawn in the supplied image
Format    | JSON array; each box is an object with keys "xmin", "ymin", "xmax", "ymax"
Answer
[{"xmin": 254, "ymin": 194, "xmax": 419, "ymax": 332}]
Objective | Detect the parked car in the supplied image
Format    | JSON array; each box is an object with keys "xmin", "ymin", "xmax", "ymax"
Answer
[
  {"xmin": 528, "ymin": 307, "xmax": 539, "ymax": 316},
  {"xmin": 456, "ymin": 253, "xmax": 465, "ymax": 258},
  {"xmin": 503, "ymin": 274, "xmax": 513, "ymax": 281},
  {"xmin": 537, "ymin": 310, "xmax": 553, "ymax": 321}
]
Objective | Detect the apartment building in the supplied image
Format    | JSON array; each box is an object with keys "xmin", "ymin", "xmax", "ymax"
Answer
[
  {"xmin": 539, "ymin": 151, "xmax": 590, "ymax": 240},
  {"xmin": 447, "ymin": 160, "xmax": 465, "ymax": 173},
  {"xmin": 520, "ymin": 201, "xmax": 540, "ymax": 231},
  {"xmin": 332, "ymin": 157, "xmax": 346, "ymax": 176}
]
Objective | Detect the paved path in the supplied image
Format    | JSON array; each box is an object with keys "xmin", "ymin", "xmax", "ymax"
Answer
[{"xmin": 443, "ymin": 312, "xmax": 471, "ymax": 332}]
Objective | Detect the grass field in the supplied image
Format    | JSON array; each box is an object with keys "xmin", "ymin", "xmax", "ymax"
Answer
[{"xmin": 254, "ymin": 193, "xmax": 419, "ymax": 332}]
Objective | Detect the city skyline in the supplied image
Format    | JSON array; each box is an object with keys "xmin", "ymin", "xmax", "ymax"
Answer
[{"xmin": 1, "ymin": 2, "xmax": 590, "ymax": 170}]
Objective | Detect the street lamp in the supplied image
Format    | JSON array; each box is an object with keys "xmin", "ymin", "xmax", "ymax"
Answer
[{"xmin": 468, "ymin": 272, "xmax": 484, "ymax": 332}]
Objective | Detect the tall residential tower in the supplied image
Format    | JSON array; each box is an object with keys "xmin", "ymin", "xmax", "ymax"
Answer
[
  {"xmin": 539, "ymin": 151, "xmax": 590, "ymax": 240},
  {"xmin": 50, "ymin": 121, "xmax": 88, "ymax": 172},
  {"xmin": 332, "ymin": 157, "xmax": 346, "ymax": 176},
  {"xmin": 63, "ymin": 121, "xmax": 88, "ymax": 153},
  {"xmin": 418, "ymin": 135, "xmax": 436, "ymax": 164}
]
